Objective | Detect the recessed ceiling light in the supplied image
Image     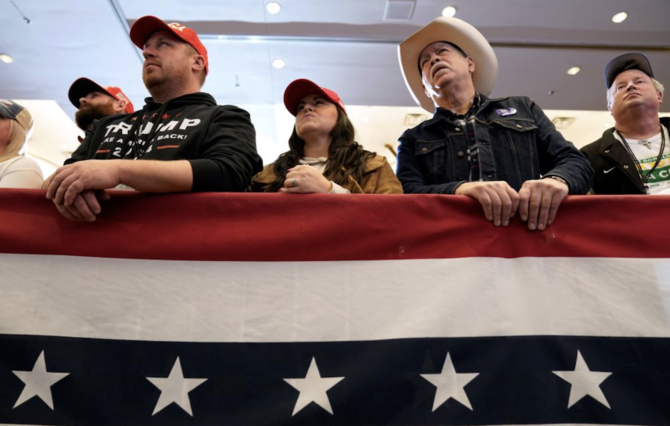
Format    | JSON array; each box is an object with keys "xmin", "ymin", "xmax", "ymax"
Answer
[
  {"xmin": 266, "ymin": 2, "xmax": 281, "ymax": 14},
  {"xmin": 272, "ymin": 59, "xmax": 285, "ymax": 69},
  {"xmin": 567, "ymin": 67, "xmax": 580, "ymax": 76},
  {"xmin": 442, "ymin": 6, "xmax": 457, "ymax": 17},
  {"xmin": 0, "ymin": 53, "xmax": 13, "ymax": 64},
  {"xmin": 612, "ymin": 12, "xmax": 628, "ymax": 23}
]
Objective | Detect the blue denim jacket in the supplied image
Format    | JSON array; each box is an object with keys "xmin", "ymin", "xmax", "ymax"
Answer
[{"xmin": 396, "ymin": 95, "xmax": 594, "ymax": 194}]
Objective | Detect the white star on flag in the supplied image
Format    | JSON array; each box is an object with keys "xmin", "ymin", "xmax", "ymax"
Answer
[
  {"xmin": 12, "ymin": 350, "xmax": 69, "ymax": 410},
  {"xmin": 284, "ymin": 357, "xmax": 345, "ymax": 416},
  {"xmin": 553, "ymin": 350, "xmax": 612, "ymax": 409},
  {"xmin": 421, "ymin": 352, "xmax": 479, "ymax": 411},
  {"xmin": 146, "ymin": 357, "xmax": 207, "ymax": 416}
]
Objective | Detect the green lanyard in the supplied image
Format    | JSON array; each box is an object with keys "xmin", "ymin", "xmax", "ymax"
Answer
[{"xmin": 615, "ymin": 125, "xmax": 666, "ymax": 186}]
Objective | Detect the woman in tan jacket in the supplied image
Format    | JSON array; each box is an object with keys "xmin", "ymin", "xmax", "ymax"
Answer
[{"xmin": 251, "ymin": 79, "xmax": 402, "ymax": 194}]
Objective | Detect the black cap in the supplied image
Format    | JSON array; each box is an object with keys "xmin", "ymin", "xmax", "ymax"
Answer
[
  {"xmin": 68, "ymin": 77, "xmax": 135, "ymax": 113},
  {"xmin": 605, "ymin": 53, "xmax": 654, "ymax": 88},
  {"xmin": 0, "ymin": 99, "xmax": 32, "ymax": 133}
]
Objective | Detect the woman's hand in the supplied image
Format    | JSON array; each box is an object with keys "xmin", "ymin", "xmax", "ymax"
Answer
[{"xmin": 280, "ymin": 165, "xmax": 333, "ymax": 194}]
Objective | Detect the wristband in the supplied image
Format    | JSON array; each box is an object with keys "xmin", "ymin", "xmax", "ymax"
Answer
[{"xmin": 545, "ymin": 175, "xmax": 569, "ymax": 188}]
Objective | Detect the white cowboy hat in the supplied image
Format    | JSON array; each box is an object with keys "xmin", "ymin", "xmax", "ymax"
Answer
[{"xmin": 398, "ymin": 17, "xmax": 499, "ymax": 113}]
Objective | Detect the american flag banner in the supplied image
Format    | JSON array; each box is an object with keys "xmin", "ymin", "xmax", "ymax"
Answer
[{"xmin": 0, "ymin": 189, "xmax": 669, "ymax": 426}]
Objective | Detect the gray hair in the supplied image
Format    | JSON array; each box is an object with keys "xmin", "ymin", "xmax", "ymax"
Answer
[{"xmin": 607, "ymin": 77, "xmax": 665, "ymax": 107}]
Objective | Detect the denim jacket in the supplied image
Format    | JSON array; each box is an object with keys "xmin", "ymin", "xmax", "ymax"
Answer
[{"xmin": 396, "ymin": 95, "xmax": 594, "ymax": 194}]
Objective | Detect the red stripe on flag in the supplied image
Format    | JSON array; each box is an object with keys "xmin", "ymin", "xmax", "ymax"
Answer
[{"xmin": 0, "ymin": 189, "xmax": 669, "ymax": 261}]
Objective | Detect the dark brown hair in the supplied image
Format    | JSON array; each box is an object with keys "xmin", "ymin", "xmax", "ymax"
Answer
[{"xmin": 261, "ymin": 106, "xmax": 376, "ymax": 192}]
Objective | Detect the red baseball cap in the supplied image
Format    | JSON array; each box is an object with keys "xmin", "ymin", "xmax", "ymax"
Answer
[
  {"xmin": 283, "ymin": 79, "xmax": 347, "ymax": 116},
  {"xmin": 68, "ymin": 78, "xmax": 134, "ymax": 114},
  {"xmin": 129, "ymin": 15, "xmax": 209, "ymax": 75}
]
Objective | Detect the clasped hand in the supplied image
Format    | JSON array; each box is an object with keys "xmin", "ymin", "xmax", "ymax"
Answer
[
  {"xmin": 280, "ymin": 165, "xmax": 333, "ymax": 194},
  {"xmin": 454, "ymin": 178, "xmax": 569, "ymax": 230},
  {"xmin": 44, "ymin": 160, "xmax": 121, "ymax": 222}
]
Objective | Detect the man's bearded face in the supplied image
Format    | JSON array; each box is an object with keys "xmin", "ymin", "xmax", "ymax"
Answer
[{"xmin": 75, "ymin": 99, "xmax": 116, "ymax": 131}]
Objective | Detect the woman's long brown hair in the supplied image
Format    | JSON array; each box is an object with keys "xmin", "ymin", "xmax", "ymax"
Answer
[{"xmin": 261, "ymin": 106, "xmax": 375, "ymax": 192}]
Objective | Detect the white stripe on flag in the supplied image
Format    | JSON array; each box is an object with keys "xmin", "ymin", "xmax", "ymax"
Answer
[{"xmin": 2, "ymin": 254, "xmax": 669, "ymax": 342}]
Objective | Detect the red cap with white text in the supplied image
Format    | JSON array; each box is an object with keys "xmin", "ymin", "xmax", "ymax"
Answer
[
  {"xmin": 283, "ymin": 79, "xmax": 347, "ymax": 116},
  {"xmin": 129, "ymin": 15, "xmax": 209, "ymax": 75}
]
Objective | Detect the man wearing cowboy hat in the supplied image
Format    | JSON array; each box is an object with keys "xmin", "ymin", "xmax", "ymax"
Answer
[
  {"xmin": 581, "ymin": 53, "xmax": 669, "ymax": 194},
  {"xmin": 396, "ymin": 17, "xmax": 593, "ymax": 231}
]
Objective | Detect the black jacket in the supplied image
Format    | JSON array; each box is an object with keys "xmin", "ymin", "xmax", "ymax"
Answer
[
  {"xmin": 580, "ymin": 116, "xmax": 670, "ymax": 194},
  {"xmin": 67, "ymin": 92, "xmax": 263, "ymax": 192},
  {"xmin": 397, "ymin": 95, "xmax": 594, "ymax": 194}
]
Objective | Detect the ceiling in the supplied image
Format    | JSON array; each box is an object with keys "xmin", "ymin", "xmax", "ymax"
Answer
[{"xmin": 1, "ymin": 0, "xmax": 669, "ymax": 175}]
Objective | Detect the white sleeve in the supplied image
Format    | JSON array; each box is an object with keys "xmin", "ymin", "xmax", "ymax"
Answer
[
  {"xmin": 329, "ymin": 181, "xmax": 351, "ymax": 194},
  {"xmin": 0, "ymin": 157, "xmax": 44, "ymax": 189}
]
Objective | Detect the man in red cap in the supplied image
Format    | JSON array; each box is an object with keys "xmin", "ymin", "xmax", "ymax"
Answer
[
  {"xmin": 46, "ymin": 16, "xmax": 262, "ymax": 222},
  {"xmin": 68, "ymin": 77, "xmax": 134, "ymax": 132}
]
